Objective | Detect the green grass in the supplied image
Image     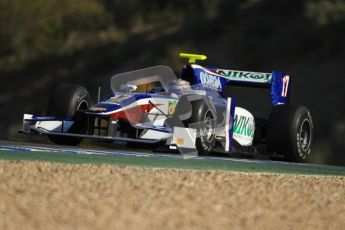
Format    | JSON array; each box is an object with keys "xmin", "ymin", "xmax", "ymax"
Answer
[{"xmin": 1, "ymin": 150, "xmax": 345, "ymax": 176}]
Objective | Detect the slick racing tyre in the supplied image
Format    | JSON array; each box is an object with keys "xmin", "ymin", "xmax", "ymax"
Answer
[
  {"xmin": 267, "ymin": 105, "xmax": 313, "ymax": 162},
  {"xmin": 47, "ymin": 83, "xmax": 91, "ymax": 146},
  {"xmin": 184, "ymin": 99, "xmax": 216, "ymax": 155}
]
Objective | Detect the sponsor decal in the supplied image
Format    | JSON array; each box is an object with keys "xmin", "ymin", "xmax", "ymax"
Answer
[
  {"xmin": 232, "ymin": 107, "xmax": 255, "ymax": 146},
  {"xmin": 216, "ymin": 69, "xmax": 272, "ymax": 83},
  {"xmin": 168, "ymin": 100, "xmax": 177, "ymax": 116},
  {"xmin": 89, "ymin": 107, "xmax": 107, "ymax": 112},
  {"xmin": 177, "ymin": 138, "xmax": 185, "ymax": 145},
  {"xmin": 233, "ymin": 115, "xmax": 254, "ymax": 138},
  {"xmin": 199, "ymin": 71, "xmax": 222, "ymax": 90}
]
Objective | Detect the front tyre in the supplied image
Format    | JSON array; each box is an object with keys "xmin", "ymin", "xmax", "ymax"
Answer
[
  {"xmin": 47, "ymin": 83, "xmax": 91, "ymax": 146},
  {"xmin": 184, "ymin": 100, "xmax": 216, "ymax": 155},
  {"xmin": 267, "ymin": 105, "xmax": 313, "ymax": 162}
]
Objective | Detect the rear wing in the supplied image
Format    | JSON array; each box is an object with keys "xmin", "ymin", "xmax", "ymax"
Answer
[{"xmin": 190, "ymin": 64, "xmax": 290, "ymax": 106}]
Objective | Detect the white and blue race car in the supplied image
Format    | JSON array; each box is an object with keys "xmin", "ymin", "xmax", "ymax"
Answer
[{"xmin": 20, "ymin": 53, "xmax": 313, "ymax": 162}]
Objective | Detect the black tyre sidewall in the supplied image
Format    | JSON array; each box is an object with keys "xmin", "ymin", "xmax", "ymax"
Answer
[
  {"xmin": 47, "ymin": 84, "xmax": 90, "ymax": 117},
  {"xmin": 47, "ymin": 84, "xmax": 91, "ymax": 146},
  {"xmin": 289, "ymin": 107, "xmax": 313, "ymax": 162},
  {"xmin": 184, "ymin": 100, "xmax": 216, "ymax": 155},
  {"xmin": 267, "ymin": 105, "xmax": 313, "ymax": 162}
]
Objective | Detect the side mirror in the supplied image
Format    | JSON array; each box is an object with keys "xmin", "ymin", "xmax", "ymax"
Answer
[{"xmin": 120, "ymin": 84, "xmax": 137, "ymax": 93}]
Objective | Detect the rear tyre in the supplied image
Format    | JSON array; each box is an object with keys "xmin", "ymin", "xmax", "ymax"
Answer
[
  {"xmin": 184, "ymin": 100, "xmax": 216, "ymax": 155},
  {"xmin": 47, "ymin": 83, "xmax": 91, "ymax": 146},
  {"xmin": 267, "ymin": 105, "xmax": 313, "ymax": 162}
]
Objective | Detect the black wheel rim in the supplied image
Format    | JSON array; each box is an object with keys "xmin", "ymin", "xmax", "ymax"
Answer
[
  {"xmin": 201, "ymin": 111, "xmax": 215, "ymax": 142},
  {"xmin": 77, "ymin": 99, "xmax": 89, "ymax": 111},
  {"xmin": 299, "ymin": 118, "xmax": 312, "ymax": 156}
]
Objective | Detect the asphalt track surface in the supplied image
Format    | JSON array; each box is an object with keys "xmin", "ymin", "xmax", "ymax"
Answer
[{"xmin": 1, "ymin": 140, "xmax": 345, "ymax": 176}]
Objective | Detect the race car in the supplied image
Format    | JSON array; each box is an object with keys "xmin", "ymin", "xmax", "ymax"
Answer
[{"xmin": 20, "ymin": 53, "xmax": 313, "ymax": 162}]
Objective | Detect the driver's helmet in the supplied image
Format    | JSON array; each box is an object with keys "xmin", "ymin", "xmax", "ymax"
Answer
[{"xmin": 167, "ymin": 79, "xmax": 191, "ymax": 91}]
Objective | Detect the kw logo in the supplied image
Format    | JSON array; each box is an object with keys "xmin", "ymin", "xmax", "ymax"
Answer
[{"xmin": 233, "ymin": 115, "xmax": 254, "ymax": 138}]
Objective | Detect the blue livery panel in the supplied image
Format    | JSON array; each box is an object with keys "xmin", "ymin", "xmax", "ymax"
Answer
[{"xmin": 190, "ymin": 64, "xmax": 290, "ymax": 106}]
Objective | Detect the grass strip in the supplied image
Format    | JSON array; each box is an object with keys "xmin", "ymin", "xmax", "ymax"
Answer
[{"xmin": 0, "ymin": 150, "xmax": 345, "ymax": 176}]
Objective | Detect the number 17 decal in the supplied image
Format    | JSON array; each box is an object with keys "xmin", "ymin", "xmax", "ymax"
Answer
[{"xmin": 282, "ymin": 75, "xmax": 290, "ymax": 97}]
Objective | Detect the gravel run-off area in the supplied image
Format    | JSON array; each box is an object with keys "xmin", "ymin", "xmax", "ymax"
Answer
[{"xmin": 0, "ymin": 160, "xmax": 344, "ymax": 230}]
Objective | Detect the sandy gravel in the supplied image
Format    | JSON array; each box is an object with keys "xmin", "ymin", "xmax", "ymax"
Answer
[{"xmin": 0, "ymin": 160, "xmax": 344, "ymax": 230}]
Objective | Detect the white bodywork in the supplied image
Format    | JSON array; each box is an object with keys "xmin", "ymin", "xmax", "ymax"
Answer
[
  {"xmin": 172, "ymin": 127, "xmax": 197, "ymax": 149},
  {"xmin": 22, "ymin": 114, "xmax": 74, "ymax": 133}
]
